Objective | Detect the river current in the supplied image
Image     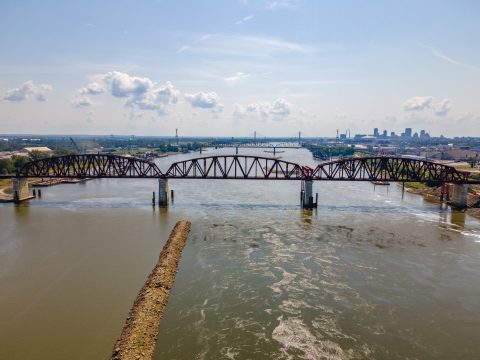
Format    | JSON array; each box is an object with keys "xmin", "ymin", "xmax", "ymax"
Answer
[{"xmin": 1, "ymin": 148, "xmax": 479, "ymax": 359}]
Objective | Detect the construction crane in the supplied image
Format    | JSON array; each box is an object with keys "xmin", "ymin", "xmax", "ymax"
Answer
[{"xmin": 69, "ymin": 137, "xmax": 82, "ymax": 154}]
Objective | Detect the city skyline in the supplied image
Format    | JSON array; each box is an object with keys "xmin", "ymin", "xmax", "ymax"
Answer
[{"xmin": 1, "ymin": 0, "xmax": 480, "ymax": 137}]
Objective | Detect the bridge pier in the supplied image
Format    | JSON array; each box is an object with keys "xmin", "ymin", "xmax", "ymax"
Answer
[
  {"xmin": 158, "ymin": 179, "xmax": 169, "ymax": 207},
  {"xmin": 450, "ymin": 184, "xmax": 469, "ymax": 209},
  {"xmin": 12, "ymin": 177, "xmax": 31, "ymax": 203},
  {"xmin": 301, "ymin": 180, "xmax": 317, "ymax": 208}
]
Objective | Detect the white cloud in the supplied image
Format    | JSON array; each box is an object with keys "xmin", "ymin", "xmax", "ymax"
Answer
[
  {"xmin": 78, "ymin": 82, "xmax": 105, "ymax": 95},
  {"xmin": 178, "ymin": 34, "xmax": 314, "ymax": 57},
  {"xmin": 102, "ymin": 71, "xmax": 154, "ymax": 98},
  {"xmin": 125, "ymin": 81, "xmax": 179, "ymax": 113},
  {"xmin": 458, "ymin": 112, "xmax": 480, "ymax": 123},
  {"xmin": 76, "ymin": 71, "xmax": 180, "ymax": 114},
  {"xmin": 403, "ymin": 96, "xmax": 433, "ymax": 111},
  {"xmin": 72, "ymin": 96, "xmax": 93, "ymax": 107},
  {"xmin": 235, "ymin": 14, "xmax": 255, "ymax": 25},
  {"xmin": 270, "ymin": 98, "xmax": 291, "ymax": 116},
  {"xmin": 433, "ymin": 98, "xmax": 452, "ymax": 116},
  {"xmin": 233, "ymin": 103, "xmax": 247, "ymax": 118},
  {"xmin": 234, "ymin": 98, "xmax": 292, "ymax": 120},
  {"xmin": 267, "ymin": 0, "xmax": 300, "ymax": 10},
  {"xmin": 224, "ymin": 72, "xmax": 250, "ymax": 84},
  {"xmin": 3, "ymin": 80, "xmax": 53, "ymax": 102},
  {"xmin": 185, "ymin": 91, "xmax": 223, "ymax": 112},
  {"xmin": 419, "ymin": 43, "xmax": 480, "ymax": 72}
]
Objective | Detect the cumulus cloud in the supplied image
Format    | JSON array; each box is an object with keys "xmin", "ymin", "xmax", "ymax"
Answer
[
  {"xmin": 224, "ymin": 72, "xmax": 250, "ymax": 84},
  {"xmin": 185, "ymin": 91, "xmax": 223, "ymax": 112},
  {"xmin": 234, "ymin": 98, "xmax": 292, "ymax": 120},
  {"xmin": 269, "ymin": 98, "xmax": 291, "ymax": 116},
  {"xmin": 75, "ymin": 71, "xmax": 180, "ymax": 114},
  {"xmin": 3, "ymin": 80, "xmax": 53, "ymax": 102},
  {"xmin": 102, "ymin": 71, "xmax": 154, "ymax": 98},
  {"xmin": 403, "ymin": 96, "xmax": 453, "ymax": 117},
  {"xmin": 403, "ymin": 96, "xmax": 433, "ymax": 111},
  {"xmin": 125, "ymin": 81, "xmax": 179, "ymax": 113},
  {"xmin": 433, "ymin": 98, "xmax": 452, "ymax": 116},
  {"xmin": 78, "ymin": 82, "xmax": 105, "ymax": 95},
  {"xmin": 72, "ymin": 96, "xmax": 93, "ymax": 107}
]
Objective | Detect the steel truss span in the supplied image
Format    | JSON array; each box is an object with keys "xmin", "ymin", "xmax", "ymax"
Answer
[
  {"xmin": 165, "ymin": 155, "xmax": 305, "ymax": 179},
  {"xmin": 10, "ymin": 155, "xmax": 477, "ymax": 184},
  {"xmin": 17, "ymin": 154, "xmax": 163, "ymax": 178},
  {"xmin": 311, "ymin": 157, "xmax": 472, "ymax": 183}
]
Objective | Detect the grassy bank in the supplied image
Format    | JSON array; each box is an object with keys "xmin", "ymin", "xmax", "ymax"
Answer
[{"xmin": 404, "ymin": 182, "xmax": 427, "ymax": 190}]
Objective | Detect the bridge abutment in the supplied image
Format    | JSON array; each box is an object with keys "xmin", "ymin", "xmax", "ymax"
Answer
[
  {"xmin": 450, "ymin": 184, "xmax": 469, "ymax": 209},
  {"xmin": 12, "ymin": 177, "xmax": 30, "ymax": 203},
  {"xmin": 158, "ymin": 179, "xmax": 169, "ymax": 207}
]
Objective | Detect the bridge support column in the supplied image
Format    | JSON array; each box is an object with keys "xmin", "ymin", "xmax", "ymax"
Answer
[
  {"xmin": 158, "ymin": 178, "xmax": 169, "ymax": 207},
  {"xmin": 12, "ymin": 177, "xmax": 30, "ymax": 203},
  {"xmin": 450, "ymin": 184, "xmax": 469, "ymax": 209},
  {"xmin": 302, "ymin": 180, "xmax": 317, "ymax": 208}
]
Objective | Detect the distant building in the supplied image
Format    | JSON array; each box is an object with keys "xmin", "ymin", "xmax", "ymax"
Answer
[
  {"xmin": 405, "ymin": 128, "xmax": 412, "ymax": 137},
  {"xmin": 354, "ymin": 134, "xmax": 367, "ymax": 141},
  {"xmin": 373, "ymin": 128, "xmax": 379, "ymax": 137},
  {"xmin": 391, "ymin": 131, "xmax": 396, "ymax": 138},
  {"xmin": 382, "ymin": 130, "xmax": 387, "ymax": 138},
  {"xmin": 23, "ymin": 147, "xmax": 53, "ymax": 155}
]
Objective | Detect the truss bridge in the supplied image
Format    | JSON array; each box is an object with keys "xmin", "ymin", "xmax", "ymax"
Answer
[{"xmin": 4, "ymin": 154, "xmax": 478, "ymax": 208}]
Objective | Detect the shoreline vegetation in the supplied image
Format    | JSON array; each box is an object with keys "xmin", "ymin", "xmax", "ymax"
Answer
[{"xmin": 111, "ymin": 220, "xmax": 191, "ymax": 360}]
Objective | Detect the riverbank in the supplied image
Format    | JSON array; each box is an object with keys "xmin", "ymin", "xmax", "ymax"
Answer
[
  {"xmin": 404, "ymin": 182, "xmax": 480, "ymax": 219},
  {"xmin": 111, "ymin": 220, "xmax": 191, "ymax": 360},
  {"xmin": 0, "ymin": 179, "xmax": 12, "ymax": 201}
]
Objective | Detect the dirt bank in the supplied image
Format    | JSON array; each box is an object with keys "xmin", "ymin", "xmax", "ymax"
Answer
[
  {"xmin": 404, "ymin": 183, "xmax": 480, "ymax": 220},
  {"xmin": 0, "ymin": 179, "xmax": 12, "ymax": 201},
  {"xmin": 111, "ymin": 220, "xmax": 191, "ymax": 360}
]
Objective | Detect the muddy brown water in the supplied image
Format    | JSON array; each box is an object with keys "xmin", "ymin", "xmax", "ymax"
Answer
[{"xmin": 0, "ymin": 148, "xmax": 479, "ymax": 359}]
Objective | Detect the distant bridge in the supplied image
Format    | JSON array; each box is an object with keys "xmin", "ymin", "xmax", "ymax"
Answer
[
  {"xmin": 210, "ymin": 141, "xmax": 302, "ymax": 155},
  {"xmin": 5, "ymin": 154, "xmax": 477, "ymax": 184},
  {"xmin": 212, "ymin": 141, "xmax": 302, "ymax": 149}
]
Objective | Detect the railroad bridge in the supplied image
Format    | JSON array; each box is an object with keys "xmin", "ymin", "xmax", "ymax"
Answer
[{"xmin": 6, "ymin": 154, "xmax": 478, "ymax": 208}]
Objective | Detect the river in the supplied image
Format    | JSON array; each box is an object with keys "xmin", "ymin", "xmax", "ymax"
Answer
[{"xmin": 0, "ymin": 148, "xmax": 479, "ymax": 359}]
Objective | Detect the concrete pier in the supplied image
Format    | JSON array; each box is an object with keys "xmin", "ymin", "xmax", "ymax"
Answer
[
  {"xmin": 302, "ymin": 180, "xmax": 317, "ymax": 208},
  {"xmin": 158, "ymin": 178, "xmax": 169, "ymax": 207},
  {"xmin": 451, "ymin": 184, "xmax": 469, "ymax": 209},
  {"xmin": 12, "ymin": 177, "xmax": 31, "ymax": 203}
]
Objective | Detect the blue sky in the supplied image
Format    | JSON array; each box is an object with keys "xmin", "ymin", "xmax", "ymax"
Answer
[{"xmin": 1, "ymin": 0, "xmax": 479, "ymax": 137}]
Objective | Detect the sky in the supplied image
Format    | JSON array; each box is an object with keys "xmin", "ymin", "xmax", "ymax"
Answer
[{"xmin": 1, "ymin": 0, "xmax": 479, "ymax": 137}]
